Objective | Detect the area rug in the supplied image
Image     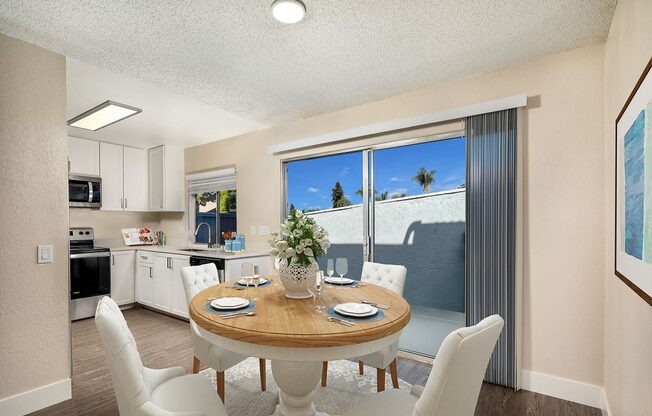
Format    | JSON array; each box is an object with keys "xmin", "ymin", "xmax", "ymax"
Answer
[{"xmin": 199, "ymin": 358, "xmax": 412, "ymax": 416}]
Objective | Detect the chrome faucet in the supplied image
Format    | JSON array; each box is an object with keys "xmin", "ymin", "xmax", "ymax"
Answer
[{"xmin": 194, "ymin": 222, "xmax": 215, "ymax": 248}]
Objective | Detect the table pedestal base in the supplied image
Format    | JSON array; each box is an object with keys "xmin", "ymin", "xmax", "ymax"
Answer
[{"xmin": 270, "ymin": 360, "xmax": 328, "ymax": 416}]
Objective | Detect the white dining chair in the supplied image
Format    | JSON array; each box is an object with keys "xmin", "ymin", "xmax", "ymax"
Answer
[
  {"xmin": 181, "ymin": 263, "xmax": 266, "ymax": 403},
  {"xmin": 95, "ymin": 296, "xmax": 228, "ymax": 416},
  {"xmin": 343, "ymin": 314, "xmax": 504, "ymax": 416},
  {"xmin": 322, "ymin": 261, "xmax": 407, "ymax": 392}
]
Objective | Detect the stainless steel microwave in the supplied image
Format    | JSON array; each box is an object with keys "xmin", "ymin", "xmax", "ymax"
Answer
[{"xmin": 69, "ymin": 175, "xmax": 102, "ymax": 208}]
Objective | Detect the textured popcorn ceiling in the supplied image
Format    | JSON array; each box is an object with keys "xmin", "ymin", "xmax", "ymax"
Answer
[{"xmin": 0, "ymin": 0, "xmax": 616, "ymax": 124}]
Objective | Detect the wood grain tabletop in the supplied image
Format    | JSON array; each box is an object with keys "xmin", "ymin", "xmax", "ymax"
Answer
[{"xmin": 189, "ymin": 276, "xmax": 411, "ymax": 348}]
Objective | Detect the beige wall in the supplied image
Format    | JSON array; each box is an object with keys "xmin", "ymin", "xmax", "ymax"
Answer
[
  {"xmin": 0, "ymin": 35, "xmax": 70, "ymax": 398},
  {"xmin": 69, "ymin": 209, "xmax": 161, "ymax": 241},
  {"xmin": 183, "ymin": 44, "xmax": 607, "ymax": 385},
  {"xmin": 603, "ymin": 0, "xmax": 652, "ymax": 414}
]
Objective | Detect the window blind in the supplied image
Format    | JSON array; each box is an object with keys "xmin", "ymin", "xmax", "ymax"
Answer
[{"xmin": 186, "ymin": 168, "xmax": 236, "ymax": 194}]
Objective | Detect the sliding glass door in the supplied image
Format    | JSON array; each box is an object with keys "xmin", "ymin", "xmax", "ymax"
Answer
[
  {"xmin": 285, "ymin": 151, "xmax": 366, "ymax": 278},
  {"xmin": 283, "ymin": 134, "xmax": 466, "ymax": 357},
  {"xmin": 372, "ymin": 137, "xmax": 466, "ymax": 356}
]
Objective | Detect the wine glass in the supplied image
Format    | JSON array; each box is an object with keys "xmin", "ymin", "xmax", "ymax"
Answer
[
  {"xmin": 335, "ymin": 258, "xmax": 348, "ymax": 282},
  {"xmin": 309, "ymin": 271, "xmax": 325, "ymax": 313},
  {"xmin": 272, "ymin": 257, "xmax": 282, "ymax": 286},
  {"xmin": 326, "ymin": 259, "xmax": 334, "ymax": 283},
  {"xmin": 253, "ymin": 265, "xmax": 261, "ymax": 289},
  {"xmin": 240, "ymin": 262, "xmax": 254, "ymax": 291}
]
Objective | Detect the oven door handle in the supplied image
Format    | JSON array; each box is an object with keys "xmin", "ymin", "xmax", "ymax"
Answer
[{"xmin": 70, "ymin": 252, "xmax": 111, "ymax": 259}]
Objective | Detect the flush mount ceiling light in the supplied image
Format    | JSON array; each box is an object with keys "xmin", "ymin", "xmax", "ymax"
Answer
[
  {"xmin": 68, "ymin": 100, "xmax": 142, "ymax": 131},
  {"xmin": 271, "ymin": 0, "xmax": 305, "ymax": 24}
]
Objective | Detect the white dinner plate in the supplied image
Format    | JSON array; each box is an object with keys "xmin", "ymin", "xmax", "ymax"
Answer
[
  {"xmin": 210, "ymin": 297, "xmax": 249, "ymax": 310},
  {"xmin": 324, "ymin": 277, "xmax": 355, "ymax": 285},
  {"xmin": 334, "ymin": 303, "xmax": 378, "ymax": 317},
  {"xmin": 237, "ymin": 278, "xmax": 268, "ymax": 285}
]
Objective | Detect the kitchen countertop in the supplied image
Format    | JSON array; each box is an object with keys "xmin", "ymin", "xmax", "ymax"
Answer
[{"xmin": 105, "ymin": 243, "xmax": 269, "ymax": 260}]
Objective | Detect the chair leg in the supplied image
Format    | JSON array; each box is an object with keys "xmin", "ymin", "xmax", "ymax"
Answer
[
  {"xmin": 358, "ymin": 360, "xmax": 364, "ymax": 375},
  {"xmin": 321, "ymin": 361, "xmax": 328, "ymax": 387},
  {"xmin": 377, "ymin": 367, "xmax": 386, "ymax": 392},
  {"xmin": 259, "ymin": 358, "xmax": 267, "ymax": 391},
  {"xmin": 390, "ymin": 359, "xmax": 399, "ymax": 388},
  {"xmin": 192, "ymin": 356, "xmax": 200, "ymax": 374},
  {"xmin": 216, "ymin": 371, "xmax": 225, "ymax": 403}
]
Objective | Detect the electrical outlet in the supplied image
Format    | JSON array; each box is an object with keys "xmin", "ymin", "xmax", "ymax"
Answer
[
  {"xmin": 250, "ymin": 226, "xmax": 256, "ymax": 235},
  {"xmin": 259, "ymin": 225, "xmax": 270, "ymax": 236},
  {"xmin": 37, "ymin": 245, "xmax": 52, "ymax": 264}
]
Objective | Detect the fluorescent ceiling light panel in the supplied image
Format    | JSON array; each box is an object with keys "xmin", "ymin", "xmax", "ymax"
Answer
[{"xmin": 68, "ymin": 100, "xmax": 142, "ymax": 130}]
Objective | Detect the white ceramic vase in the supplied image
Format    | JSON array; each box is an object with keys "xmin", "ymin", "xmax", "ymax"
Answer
[{"xmin": 278, "ymin": 261, "xmax": 319, "ymax": 299}]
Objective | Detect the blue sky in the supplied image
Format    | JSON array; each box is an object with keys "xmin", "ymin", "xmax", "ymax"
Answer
[{"xmin": 287, "ymin": 136, "xmax": 466, "ymax": 211}]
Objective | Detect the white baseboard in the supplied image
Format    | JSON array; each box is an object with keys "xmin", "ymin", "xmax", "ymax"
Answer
[
  {"xmin": 0, "ymin": 378, "xmax": 71, "ymax": 416},
  {"xmin": 521, "ymin": 370, "xmax": 604, "ymax": 409},
  {"xmin": 601, "ymin": 389, "xmax": 612, "ymax": 416}
]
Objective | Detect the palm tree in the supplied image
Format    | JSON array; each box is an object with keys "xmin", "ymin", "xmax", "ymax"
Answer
[
  {"xmin": 412, "ymin": 166, "xmax": 437, "ymax": 193},
  {"xmin": 375, "ymin": 191, "xmax": 389, "ymax": 201}
]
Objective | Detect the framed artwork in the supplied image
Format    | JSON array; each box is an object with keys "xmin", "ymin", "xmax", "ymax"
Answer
[{"xmin": 615, "ymin": 57, "xmax": 652, "ymax": 306}]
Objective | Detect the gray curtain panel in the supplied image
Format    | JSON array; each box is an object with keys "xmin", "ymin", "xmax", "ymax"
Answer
[{"xmin": 465, "ymin": 108, "xmax": 517, "ymax": 389}]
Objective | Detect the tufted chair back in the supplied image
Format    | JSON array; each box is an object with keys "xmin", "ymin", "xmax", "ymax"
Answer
[
  {"xmin": 181, "ymin": 263, "xmax": 221, "ymax": 306},
  {"xmin": 412, "ymin": 315, "xmax": 504, "ymax": 416},
  {"xmin": 361, "ymin": 261, "xmax": 407, "ymax": 296},
  {"xmin": 95, "ymin": 296, "xmax": 150, "ymax": 416}
]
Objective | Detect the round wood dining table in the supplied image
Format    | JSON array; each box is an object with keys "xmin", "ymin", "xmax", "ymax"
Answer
[{"xmin": 189, "ymin": 276, "xmax": 410, "ymax": 416}]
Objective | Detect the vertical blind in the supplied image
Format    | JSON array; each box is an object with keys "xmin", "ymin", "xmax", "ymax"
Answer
[{"xmin": 465, "ymin": 108, "xmax": 518, "ymax": 388}]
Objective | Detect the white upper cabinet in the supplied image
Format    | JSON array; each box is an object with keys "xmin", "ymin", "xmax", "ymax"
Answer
[
  {"xmin": 123, "ymin": 147, "xmax": 148, "ymax": 211},
  {"xmin": 100, "ymin": 142, "xmax": 124, "ymax": 211},
  {"xmin": 68, "ymin": 137, "xmax": 99, "ymax": 176},
  {"xmin": 149, "ymin": 145, "xmax": 184, "ymax": 212}
]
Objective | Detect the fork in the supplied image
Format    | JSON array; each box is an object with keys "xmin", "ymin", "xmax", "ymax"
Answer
[
  {"xmin": 326, "ymin": 316, "xmax": 354, "ymax": 326},
  {"xmin": 361, "ymin": 299, "xmax": 390, "ymax": 310}
]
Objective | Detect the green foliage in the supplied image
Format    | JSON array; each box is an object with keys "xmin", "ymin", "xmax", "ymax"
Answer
[
  {"xmin": 375, "ymin": 191, "xmax": 389, "ymax": 201},
  {"xmin": 289, "ymin": 203, "xmax": 297, "ymax": 216},
  {"xmin": 219, "ymin": 190, "xmax": 237, "ymax": 213},
  {"xmin": 412, "ymin": 166, "xmax": 437, "ymax": 193},
  {"xmin": 195, "ymin": 192, "xmax": 217, "ymax": 211},
  {"xmin": 331, "ymin": 181, "xmax": 352, "ymax": 208}
]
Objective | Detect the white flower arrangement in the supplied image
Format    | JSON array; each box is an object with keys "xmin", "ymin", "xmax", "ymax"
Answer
[{"xmin": 269, "ymin": 210, "xmax": 331, "ymax": 267}]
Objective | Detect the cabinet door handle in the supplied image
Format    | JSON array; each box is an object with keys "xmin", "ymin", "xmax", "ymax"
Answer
[
  {"xmin": 125, "ymin": 198, "xmax": 128, "ymax": 209},
  {"xmin": 160, "ymin": 199, "xmax": 163, "ymax": 209},
  {"xmin": 167, "ymin": 257, "xmax": 171, "ymax": 269},
  {"xmin": 149, "ymin": 267, "xmax": 153, "ymax": 278},
  {"xmin": 112, "ymin": 255, "xmax": 115, "ymax": 266},
  {"xmin": 120, "ymin": 198, "xmax": 124, "ymax": 209}
]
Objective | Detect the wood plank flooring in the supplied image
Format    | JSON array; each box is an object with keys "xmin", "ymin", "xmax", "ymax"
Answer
[{"xmin": 29, "ymin": 306, "xmax": 601, "ymax": 416}]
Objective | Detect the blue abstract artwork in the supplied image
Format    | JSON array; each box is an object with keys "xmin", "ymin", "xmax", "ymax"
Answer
[{"xmin": 624, "ymin": 110, "xmax": 645, "ymax": 260}]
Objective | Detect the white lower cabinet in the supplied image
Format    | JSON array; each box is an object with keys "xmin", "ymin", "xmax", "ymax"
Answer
[
  {"xmin": 153, "ymin": 254, "xmax": 174, "ymax": 312},
  {"xmin": 151, "ymin": 253, "xmax": 190, "ymax": 317},
  {"xmin": 111, "ymin": 251, "xmax": 135, "ymax": 306},
  {"xmin": 136, "ymin": 251, "xmax": 154, "ymax": 307},
  {"xmin": 172, "ymin": 256, "xmax": 190, "ymax": 318}
]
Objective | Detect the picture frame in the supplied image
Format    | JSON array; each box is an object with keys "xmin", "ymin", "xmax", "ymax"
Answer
[{"xmin": 615, "ymin": 57, "xmax": 652, "ymax": 306}]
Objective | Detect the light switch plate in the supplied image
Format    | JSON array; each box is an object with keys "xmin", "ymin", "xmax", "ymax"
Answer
[
  {"xmin": 37, "ymin": 245, "xmax": 53, "ymax": 264},
  {"xmin": 250, "ymin": 226, "xmax": 256, "ymax": 235},
  {"xmin": 258, "ymin": 225, "xmax": 269, "ymax": 236}
]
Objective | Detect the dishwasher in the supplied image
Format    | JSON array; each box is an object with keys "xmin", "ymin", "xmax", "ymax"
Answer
[{"xmin": 189, "ymin": 255, "xmax": 225, "ymax": 283}]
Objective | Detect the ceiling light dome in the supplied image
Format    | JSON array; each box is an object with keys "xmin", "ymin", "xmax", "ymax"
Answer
[{"xmin": 271, "ymin": 0, "xmax": 306, "ymax": 24}]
